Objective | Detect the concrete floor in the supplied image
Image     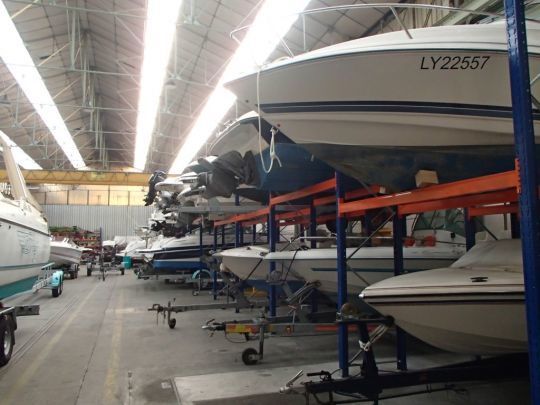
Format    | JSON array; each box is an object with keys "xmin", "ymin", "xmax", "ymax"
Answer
[{"xmin": 0, "ymin": 267, "xmax": 531, "ymax": 405}]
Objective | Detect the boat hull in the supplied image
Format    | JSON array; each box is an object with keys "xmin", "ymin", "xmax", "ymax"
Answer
[
  {"xmin": 0, "ymin": 203, "xmax": 50, "ymax": 299},
  {"xmin": 367, "ymin": 293, "xmax": 526, "ymax": 354},
  {"xmin": 50, "ymin": 244, "xmax": 83, "ymax": 266},
  {"xmin": 226, "ymin": 23, "xmax": 540, "ymax": 190},
  {"xmin": 361, "ymin": 240, "xmax": 527, "ymax": 354},
  {"xmin": 219, "ymin": 246, "xmax": 462, "ymax": 295}
]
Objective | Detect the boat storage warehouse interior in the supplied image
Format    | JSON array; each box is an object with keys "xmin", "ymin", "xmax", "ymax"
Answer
[{"xmin": 2, "ymin": 0, "xmax": 540, "ymax": 404}]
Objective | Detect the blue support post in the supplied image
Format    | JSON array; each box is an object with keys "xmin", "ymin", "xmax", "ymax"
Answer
[
  {"xmin": 212, "ymin": 226, "xmax": 218, "ymax": 300},
  {"xmin": 335, "ymin": 171, "xmax": 349, "ymax": 377},
  {"xmin": 199, "ymin": 222, "xmax": 203, "ymax": 258},
  {"xmin": 362, "ymin": 212, "xmax": 372, "ymax": 247},
  {"xmin": 504, "ymin": 1, "xmax": 540, "ymax": 401},
  {"xmin": 464, "ymin": 208, "xmax": 476, "ymax": 251},
  {"xmin": 392, "ymin": 211, "xmax": 407, "ymax": 371},
  {"xmin": 511, "ymin": 213, "xmax": 521, "ymax": 239},
  {"xmin": 221, "ymin": 226, "xmax": 225, "ymax": 247},
  {"xmin": 310, "ymin": 202, "xmax": 317, "ymax": 248},
  {"xmin": 268, "ymin": 201, "xmax": 277, "ymax": 317},
  {"xmin": 235, "ymin": 194, "xmax": 241, "ymax": 247}
]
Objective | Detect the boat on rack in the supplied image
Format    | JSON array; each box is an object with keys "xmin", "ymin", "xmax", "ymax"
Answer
[
  {"xmin": 50, "ymin": 239, "xmax": 84, "ymax": 267},
  {"xmin": 137, "ymin": 227, "xmax": 251, "ymax": 278},
  {"xmin": 162, "ymin": 112, "xmax": 335, "ymax": 201},
  {"xmin": 218, "ymin": 211, "xmax": 465, "ymax": 296},
  {"xmin": 361, "ymin": 239, "xmax": 526, "ymax": 355},
  {"xmin": 0, "ymin": 134, "xmax": 50, "ymax": 299},
  {"xmin": 225, "ymin": 21, "xmax": 540, "ymax": 190}
]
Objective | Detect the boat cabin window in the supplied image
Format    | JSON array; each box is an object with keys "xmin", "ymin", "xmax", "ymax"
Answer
[{"xmin": 412, "ymin": 209, "xmax": 465, "ymax": 237}]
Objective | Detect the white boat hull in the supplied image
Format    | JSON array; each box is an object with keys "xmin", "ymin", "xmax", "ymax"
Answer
[
  {"xmin": 219, "ymin": 245, "xmax": 462, "ymax": 295},
  {"xmin": 50, "ymin": 243, "xmax": 83, "ymax": 266},
  {"xmin": 226, "ymin": 23, "xmax": 540, "ymax": 189},
  {"xmin": 0, "ymin": 201, "xmax": 50, "ymax": 299},
  {"xmin": 361, "ymin": 240, "xmax": 527, "ymax": 354}
]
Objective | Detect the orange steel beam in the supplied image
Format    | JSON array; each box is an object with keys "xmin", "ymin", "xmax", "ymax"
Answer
[
  {"xmin": 313, "ymin": 195, "xmax": 335, "ymax": 206},
  {"xmin": 312, "ymin": 185, "xmax": 386, "ymax": 207},
  {"xmin": 340, "ymin": 170, "xmax": 518, "ymax": 215},
  {"xmin": 270, "ymin": 178, "xmax": 336, "ymax": 205},
  {"xmin": 276, "ymin": 208, "xmax": 310, "ymax": 221},
  {"xmin": 213, "ymin": 207, "xmax": 269, "ymax": 226},
  {"xmin": 468, "ymin": 203, "xmax": 519, "ymax": 217},
  {"xmin": 346, "ymin": 185, "xmax": 386, "ymax": 200},
  {"xmin": 398, "ymin": 189, "xmax": 518, "ymax": 216}
]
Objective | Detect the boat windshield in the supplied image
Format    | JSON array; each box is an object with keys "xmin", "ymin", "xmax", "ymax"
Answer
[
  {"xmin": 479, "ymin": 0, "xmax": 540, "ymax": 23},
  {"xmin": 412, "ymin": 210, "xmax": 465, "ymax": 237}
]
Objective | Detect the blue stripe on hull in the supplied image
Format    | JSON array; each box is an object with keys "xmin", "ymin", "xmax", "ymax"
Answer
[
  {"xmin": 260, "ymin": 100, "xmax": 540, "ymax": 120},
  {"xmin": 0, "ymin": 276, "xmax": 38, "ymax": 300}
]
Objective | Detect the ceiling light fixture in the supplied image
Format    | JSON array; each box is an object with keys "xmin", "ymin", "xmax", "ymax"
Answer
[
  {"xmin": 0, "ymin": 2, "xmax": 86, "ymax": 169},
  {"xmin": 0, "ymin": 131, "xmax": 42, "ymax": 170},
  {"xmin": 134, "ymin": 0, "xmax": 183, "ymax": 171},
  {"xmin": 169, "ymin": 0, "xmax": 310, "ymax": 174}
]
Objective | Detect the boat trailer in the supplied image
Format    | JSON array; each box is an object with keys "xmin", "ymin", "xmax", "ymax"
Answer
[
  {"xmin": 33, "ymin": 262, "xmax": 64, "ymax": 297},
  {"xmin": 279, "ymin": 318, "xmax": 529, "ymax": 404},
  {"xmin": 1, "ymin": 263, "xmax": 64, "ymax": 367}
]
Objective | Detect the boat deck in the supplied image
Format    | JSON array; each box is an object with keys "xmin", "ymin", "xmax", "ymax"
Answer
[{"xmin": 0, "ymin": 267, "xmax": 530, "ymax": 404}]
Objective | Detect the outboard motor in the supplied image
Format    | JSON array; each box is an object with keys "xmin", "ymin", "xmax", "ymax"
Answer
[{"xmin": 144, "ymin": 170, "xmax": 167, "ymax": 206}]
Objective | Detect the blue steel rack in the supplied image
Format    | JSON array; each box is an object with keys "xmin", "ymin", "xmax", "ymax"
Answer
[{"xmin": 504, "ymin": 1, "xmax": 540, "ymax": 402}]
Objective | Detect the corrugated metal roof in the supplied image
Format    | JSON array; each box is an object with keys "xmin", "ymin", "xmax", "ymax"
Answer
[{"xmin": 0, "ymin": 0, "xmax": 474, "ymax": 172}]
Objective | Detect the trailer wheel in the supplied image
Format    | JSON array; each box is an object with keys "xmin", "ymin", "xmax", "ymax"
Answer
[
  {"xmin": 168, "ymin": 318, "xmax": 176, "ymax": 329},
  {"xmin": 241, "ymin": 348, "xmax": 259, "ymax": 365},
  {"xmin": 121, "ymin": 269, "xmax": 125, "ymax": 276},
  {"xmin": 0, "ymin": 316, "xmax": 14, "ymax": 367},
  {"xmin": 52, "ymin": 278, "xmax": 63, "ymax": 297}
]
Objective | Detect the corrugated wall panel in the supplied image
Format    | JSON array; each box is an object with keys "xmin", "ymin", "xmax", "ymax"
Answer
[{"xmin": 43, "ymin": 205, "xmax": 153, "ymax": 239}]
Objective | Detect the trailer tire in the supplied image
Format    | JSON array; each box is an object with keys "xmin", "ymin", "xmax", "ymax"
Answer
[
  {"xmin": 241, "ymin": 348, "xmax": 259, "ymax": 366},
  {"xmin": 52, "ymin": 279, "xmax": 63, "ymax": 297},
  {"xmin": 0, "ymin": 316, "xmax": 14, "ymax": 367}
]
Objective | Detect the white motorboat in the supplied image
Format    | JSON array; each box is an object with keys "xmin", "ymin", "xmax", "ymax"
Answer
[
  {"xmin": 225, "ymin": 21, "xmax": 540, "ymax": 190},
  {"xmin": 218, "ymin": 211, "xmax": 465, "ymax": 295},
  {"xmin": 0, "ymin": 134, "xmax": 50, "ymax": 299},
  {"xmin": 115, "ymin": 238, "xmax": 148, "ymax": 264},
  {"xmin": 50, "ymin": 239, "xmax": 84, "ymax": 267},
  {"xmin": 265, "ymin": 244, "xmax": 463, "ymax": 295},
  {"xmin": 361, "ymin": 239, "xmax": 526, "ymax": 355},
  {"xmin": 218, "ymin": 243, "xmax": 463, "ymax": 295}
]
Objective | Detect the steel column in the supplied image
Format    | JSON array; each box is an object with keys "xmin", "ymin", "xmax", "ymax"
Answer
[
  {"xmin": 252, "ymin": 224, "xmax": 257, "ymax": 244},
  {"xmin": 336, "ymin": 172, "xmax": 349, "ymax": 377},
  {"xmin": 268, "ymin": 202, "xmax": 277, "ymax": 317},
  {"xmin": 464, "ymin": 208, "xmax": 476, "ymax": 251},
  {"xmin": 212, "ymin": 226, "xmax": 218, "ymax": 300},
  {"xmin": 511, "ymin": 212, "xmax": 521, "ymax": 239},
  {"xmin": 221, "ymin": 226, "xmax": 225, "ymax": 247},
  {"xmin": 235, "ymin": 194, "xmax": 241, "ymax": 247},
  {"xmin": 310, "ymin": 202, "xmax": 317, "ymax": 248},
  {"xmin": 504, "ymin": 1, "xmax": 540, "ymax": 402},
  {"xmin": 392, "ymin": 212, "xmax": 407, "ymax": 371}
]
